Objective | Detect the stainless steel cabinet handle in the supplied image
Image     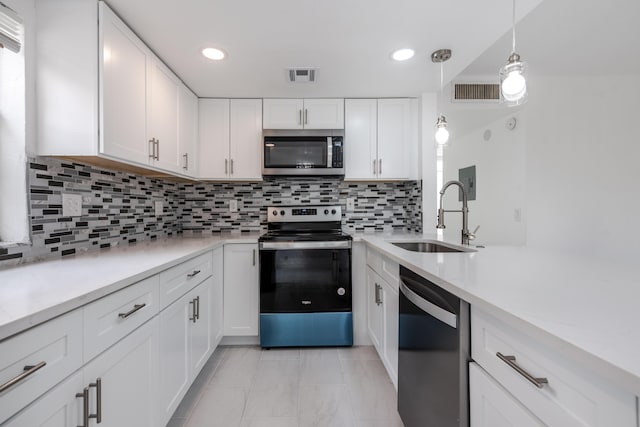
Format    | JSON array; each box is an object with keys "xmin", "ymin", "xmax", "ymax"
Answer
[
  {"xmin": 373, "ymin": 159, "xmax": 377, "ymax": 175},
  {"xmin": 195, "ymin": 296, "xmax": 200, "ymax": 320},
  {"xmin": 89, "ymin": 378, "xmax": 102, "ymax": 423},
  {"xmin": 299, "ymin": 109, "xmax": 302, "ymax": 125},
  {"xmin": 183, "ymin": 153, "xmax": 189, "ymax": 170},
  {"xmin": 118, "ymin": 303, "xmax": 146, "ymax": 319},
  {"xmin": 304, "ymin": 108, "xmax": 308, "ymax": 125},
  {"xmin": 76, "ymin": 386, "xmax": 89, "ymax": 427},
  {"xmin": 374, "ymin": 283, "xmax": 382, "ymax": 305},
  {"xmin": 230, "ymin": 159, "xmax": 234, "ymax": 175},
  {"xmin": 187, "ymin": 270, "xmax": 201, "ymax": 278},
  {"xmin": 252, "ymin": 249, "xmax": 256, "ymax": 266},
  {"xmin": 0, "ymin": 361, "xmax": 47, "ymax": 393},
  {"xmin": 379, "ymin": 159, "xmax": 382, "ymax": 174},
  {"xmin": 155, "ymin": 139, "xmax": 160, "ymax": 160},
  {"xmin": 496, "ymin": 352, "xmax": 549, "ymax": 389},
  {"xmin": 225, "ymin": 159, "xmax": 228, "ymax": 174},
  {"xmin": 148, "ymin": 138, "xmax": 156, "ymax": 159},
  {"xmin": 189, "ymin": 298, "xmax": 197, "ymax": 323}
]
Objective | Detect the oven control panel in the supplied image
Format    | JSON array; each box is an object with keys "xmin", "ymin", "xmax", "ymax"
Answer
[{"xmin": 267, "ymin": 205, "xmax": 342, "ymax": 223}]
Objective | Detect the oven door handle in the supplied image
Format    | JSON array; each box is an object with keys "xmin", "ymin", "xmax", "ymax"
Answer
[{"xmin": 259, "ymin": 241, "xmax": 351, "ymax": 250}]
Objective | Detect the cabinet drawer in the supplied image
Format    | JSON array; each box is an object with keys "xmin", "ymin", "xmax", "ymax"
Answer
[
  {"xmin": 159, "ymin": 251, "xmax": 213, "ymax": 309},
  {"xmin": 366, "ymin": 248, "xmax": 399, "ymax": 289},
  {"xmin": 0, "ymin": 310, "xmax": 83, "ymax": 424},
  {"xmin": 471, "ymin": 307, "xmax": 636, "ymax": 427},
  {"xmin": 84, "ymin": 275, "xmax": 159, "ymax": 361}
]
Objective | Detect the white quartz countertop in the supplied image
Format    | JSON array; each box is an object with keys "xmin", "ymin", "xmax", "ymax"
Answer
[
  {"xmin": 356, "ymin": 232, "xmax": 640, "ymax": 396},
  {"xmin": 0, "ymin": 234, "xmax": 259, "ymax": 342}
]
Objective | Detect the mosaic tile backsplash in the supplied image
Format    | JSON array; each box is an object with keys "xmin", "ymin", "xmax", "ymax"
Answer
[{"xmin": 0, "ymin": 157, "xmax": 422, "ymax": 267}]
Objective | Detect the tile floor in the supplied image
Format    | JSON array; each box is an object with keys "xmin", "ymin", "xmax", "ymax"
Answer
[{"xmin": 167, "ymin": 346, "xmax": 405, "ymax": 427}]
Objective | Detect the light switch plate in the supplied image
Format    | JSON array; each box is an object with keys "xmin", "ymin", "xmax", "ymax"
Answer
[
  {"xmin": 154, "ymin": 201, "xmax": 163, "ymax": 216},
  {"xmin": 229, "ymin": 200, "xmax": 238, "ymax": 212},
  {"xmin": 346, "ymin": 198, "xmax": 355, "ymax": 212},
  {"xmin": 62, "ymin": 193, "xmax": 82, "ymax": 217}
]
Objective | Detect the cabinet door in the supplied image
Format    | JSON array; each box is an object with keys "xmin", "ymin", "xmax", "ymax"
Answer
[
  {"xmin": 381, "ymin": 280, "xmax": 399, "ymax": 388},
  {"xmin": 211, "ymin": 247, "xmax": 224, "ymax": 347},
  {"xmin": 83, "ymin": 318, "xmax": 158, "ymax": 427},
  {"xmin": 223, "ymin": 244, "xmax": 259, "ymax": 336},
  {"xmin": 189, "ymin": 277, "xmax": 214, "ymax": 376},
  {"xmin": 2, "ymin": 371, "xmax": 83, "ymax": 427},
  {"xmin": 148, "ymin": 58, "xmax": 180, "ymax": 173},
  {"xmin": 198, "ymin": 99, "xmax": 230, "ymax": 179},
  {"xmin": 157, "ymin": 292, "xmax": 191, "ymax": 427},
  {"xmin": 99, "ymin": 2, "xmax": 149, "ymax": 164},
  {"xmin": 178, "ymin": 84, "xmax": 198, "ymax": 176},
  {"xmin": 366, "ymin": 267, "xmax": 384, "ymax": 354},
  {"xmin": 470, "ymin": 362, "xmax": 543, "ymax": 427},
  {"xmin": 229, "ymin": 99, "xmax": 263, "ymax": 180},
  {"xmin": 377, "ymin": 98, "xmax": 411, "ymax": 179},
  {"xmin": 303, "ymin": 98, "xmax": 344, "ymax": 129},
  {"xmin": 345, "ymin": 99, "xmax": 377, "ymax": 179},
  {"xmin": 263, "ymin": 98, "xmax": 304, "ymax": 129}
]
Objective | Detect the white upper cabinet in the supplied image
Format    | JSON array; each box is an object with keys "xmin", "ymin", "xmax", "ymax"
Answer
[
  {"xmin": 345, "ymin": 98, "xmax": 417, "ymax": 180},
  {"xmin": 99, "ymin": 2, "xmax": 149, "ymax": 165},
  {"xmin": 178, "ymin": 85, "xmax": 198, "ymax": 175},
  {"xmin": 148, "ymin": 59, "xmax": 181, "ymax": 173},
  {"xmin": 198, "ymin": 99, "xmax": 263, "ymax": 180},
  {"xmin": 263, "ymin": 98, "xmax": 344, "ymax": 129}
]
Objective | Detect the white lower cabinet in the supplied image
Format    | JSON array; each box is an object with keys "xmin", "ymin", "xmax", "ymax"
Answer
[
  {"xmin": 470, "ymin": 362, "xmax": 543, "ymax": 427},
  {"xmin": 82, "ymin": 317, "xmax": 158, "ymax": 427},
  {"xmin": 223, "ymin": 243, "xmax": 259, "ymax": 336},
  {"xmin": 158, "ymin": 277, "xmax": 215, "ymax": 426},
  {"xmin": 365, "ymin": 263, "xmax": 399, "ymax": 388}
]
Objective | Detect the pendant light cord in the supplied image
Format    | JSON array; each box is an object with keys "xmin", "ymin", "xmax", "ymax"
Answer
[
  {"xmin": 439, "ymin": 61, "xmax": 444, "ymax": 115},
  {"xmin": 511, "ymin": 0, "xmax": 516, "ymax": 53}
]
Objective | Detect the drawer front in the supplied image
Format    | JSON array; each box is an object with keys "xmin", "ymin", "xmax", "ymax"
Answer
[
  {"xmin": 366, "ymin": 248, "xmax": 399, "ymax": 289},
  {"xmin": 159, "ymin": 251, "xmax": 213, "ymax": 309},
  {"xmin": 84, "ymin": 275, "xmax": 159, "ymax": 361},
  {"xmin": 0, "ymin": 310, "xmax": 83, "ymax": 424},
  {"xmin": 471, "ymin": 307, "xmax": 636, "ymax": 427}
]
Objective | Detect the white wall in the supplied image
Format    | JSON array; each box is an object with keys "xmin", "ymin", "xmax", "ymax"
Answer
[
  {"xmin": 524, "ymin": 74, "xmax": 640, "ymax": 264},
  {"xmin": 420, "ymin": 92, "xmax": 438, "ymax": 234},
  {"xmin": 0, "ymin": 0, "xmax": 33, "ymax": 244},
  {"xmin": 443, "ymin": 73, "xmax": 640, "ymax": 264}
]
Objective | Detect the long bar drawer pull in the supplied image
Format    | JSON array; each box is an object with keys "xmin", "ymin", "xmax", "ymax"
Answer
[
  {"xmin": 118, "ymin": 303, "xmax": 146, "ymax": 319},
  {"xmin": 0, "ymin": 361, "xmax": 47, "ymax": 393},
  {"xmin": 76, "ymin": 386, "xmax": 89, "ymax": 427},
  {"xmin": 89, "ymin": 377, "xmax": 102, "ymax": 423},
  {"xmin": 187, "ymin": 270, "xmax": 201, "ymax": 278},
  {"xmin": 496, "ymin": 352, "xmax": 549, "ymax": 389}
]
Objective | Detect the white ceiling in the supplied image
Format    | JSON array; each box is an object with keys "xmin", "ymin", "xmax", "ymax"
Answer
[
  {"xmin": 104, "ymin": 0, "xmax": 542, "ymax": 98},
  {"xmin": 460, "ymin": 0, "xmax": 640, "ymax": 77}
]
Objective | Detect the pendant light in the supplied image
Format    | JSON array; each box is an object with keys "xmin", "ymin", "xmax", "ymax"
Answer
[
  {"xmin": 499, "ymin": 0, "xmax": 527, "ymax": 105},
  {"xmin": 432, "ymin": 49, "xmax": 452, "ymax": 146}
]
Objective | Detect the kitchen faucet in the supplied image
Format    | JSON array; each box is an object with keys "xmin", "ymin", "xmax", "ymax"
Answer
[{"xmin": 437, "ymin": 180, "xmax": 477, "ymax": 245}]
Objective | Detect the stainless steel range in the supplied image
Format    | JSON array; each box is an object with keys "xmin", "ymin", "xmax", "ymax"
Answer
[{"xmin": 258, "ymin": 205, "xmax": 353, "ymax": 348}]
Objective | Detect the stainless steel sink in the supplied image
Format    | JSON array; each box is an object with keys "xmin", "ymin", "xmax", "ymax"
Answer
[{"xmin": 390, "ymin": 241, "xmax": 471, "ymax": 253}]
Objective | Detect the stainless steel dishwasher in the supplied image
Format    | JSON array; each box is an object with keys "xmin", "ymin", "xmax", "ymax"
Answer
[{"xmin": 398, "ymin": 266, "xmax": 470, "ymax": 427}]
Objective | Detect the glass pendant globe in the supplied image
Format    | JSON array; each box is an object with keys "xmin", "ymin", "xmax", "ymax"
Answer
[
  {"xmin": 435, "ymin": 125, "xmax": 450, "ymax": 145},
  {"xmin": 499, "ymin": 54, "xmax": 527, "ymax": 105}
]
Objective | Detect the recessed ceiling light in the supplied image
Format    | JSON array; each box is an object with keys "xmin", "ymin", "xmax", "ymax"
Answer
[
  {"xmin": 392, "ymin": 48, "xmax": 415, "ymax": 61},
  {"xmin": 202, "ymin": 47, "xmax": 226, "ymax": 61}
]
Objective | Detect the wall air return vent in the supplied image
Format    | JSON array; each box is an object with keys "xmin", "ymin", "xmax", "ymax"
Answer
[
  {"xmin": 288, "ymin": 68, "xmax": 317, "ymax": 83},
  {"xmin": 453, "ymin": 83, "xmax": 500, "ymax": 103}
]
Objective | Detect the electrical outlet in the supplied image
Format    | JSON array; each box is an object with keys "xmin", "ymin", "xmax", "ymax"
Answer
[
  {"xmin": 346, "ymin": 198, "xmax": 355, "ymax": 212},
  {"xmin": 154, "ymin": 201, "xmax": 164, "ymax": 216},
  {"xmin": 229, "ymin": 200, "xmax": 238, "ymax": 212},
  {"xmin": 514, "ymin": 208, "xmax": 522, "ymax": 222},
  {"xmin": 62, "ymin": 193, "xmax": 82, "ymax": 217}
]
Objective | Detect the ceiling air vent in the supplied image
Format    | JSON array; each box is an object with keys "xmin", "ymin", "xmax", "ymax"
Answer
[
  {"xmin": 288, "ymin": 68, "xmax": 317, "ymax": 83},
  {"xmin": 453, "ymin": 83, "xmax": 500, "ymax": 103}
]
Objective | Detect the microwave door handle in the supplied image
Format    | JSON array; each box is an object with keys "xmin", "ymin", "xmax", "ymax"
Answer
[{"xmin": 327, "ymin": 137, "xmax": 333, "ymax": 168}]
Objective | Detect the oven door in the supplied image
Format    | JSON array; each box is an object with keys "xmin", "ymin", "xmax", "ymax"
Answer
[{"xmin": 259, "ymin": 241, "xmax": 352, "ymax": 313}]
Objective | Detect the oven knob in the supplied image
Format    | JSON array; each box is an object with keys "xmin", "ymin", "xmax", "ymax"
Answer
[
  {"xmin": 272, "ymin": 210, "xmax": 278, "ymax": 216},
  {"xmin": 324, "ymin": 209, "xmax": 329, "ymax": 215},
  {"xmin": 280, "ymin": 210, "xmax": 286, "ymax": 216},
  {"xmin": 337, "ymin": 287, "xmax": 346, "ymax": 296},
  {"xmin": 331, "ymin": 209, "xmax": 337, "ymax": 215}
]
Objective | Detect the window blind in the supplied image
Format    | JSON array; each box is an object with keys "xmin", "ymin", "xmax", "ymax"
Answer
[{"xmin": 0, "ymin": 2, "xmax": 22, "ymax": 53}]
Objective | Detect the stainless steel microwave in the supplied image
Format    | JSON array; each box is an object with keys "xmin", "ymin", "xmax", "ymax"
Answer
[{"xmin": 262, "ymin": 131, "xmax": 344, "ymax": 176}]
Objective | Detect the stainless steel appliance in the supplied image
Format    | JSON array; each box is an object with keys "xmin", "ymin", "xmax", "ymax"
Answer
[
  {"xmin": 398, "ymin": 266, "xmax": 470, "ymax": 427},
  {"xmin": 262, "ymin": 131, "xmax": 344, "ymax": 176},
  {"xmin": 258, "ymin": 205, "xmax": 352, "ymax": 347}
]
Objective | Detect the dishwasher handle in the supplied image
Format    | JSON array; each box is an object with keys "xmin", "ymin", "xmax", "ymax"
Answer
[{"xmin": 400, "ymin": 281, "xmax": 457, "ymax": 329}]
